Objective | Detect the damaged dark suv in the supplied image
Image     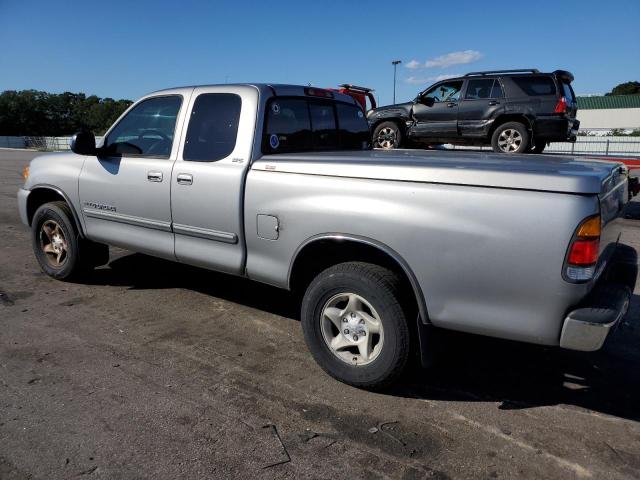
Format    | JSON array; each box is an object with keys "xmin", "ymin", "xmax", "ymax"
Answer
[{"xmin": 368, "ymin": 69, "xmax": 579, "ymax": 154}]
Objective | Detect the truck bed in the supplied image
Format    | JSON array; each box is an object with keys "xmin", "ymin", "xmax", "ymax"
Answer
[{"xmin": 252, "ymin": 149, "xmax": 622, "ymax": 195}]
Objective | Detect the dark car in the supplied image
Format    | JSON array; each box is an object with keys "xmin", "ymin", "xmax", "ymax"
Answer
[{"xmin": 367, "ymin": 69, "xmax": 579, "ymax": 154}]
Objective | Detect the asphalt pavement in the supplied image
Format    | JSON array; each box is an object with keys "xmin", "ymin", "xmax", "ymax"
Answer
[{"xmin": 1, "ymin": 149, "xmax": 640, "ymax": 479}]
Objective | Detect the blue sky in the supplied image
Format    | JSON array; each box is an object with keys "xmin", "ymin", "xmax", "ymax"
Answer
[{"xmin": 1, "ymin": 0, "xmax": 638, "ymax": 105}]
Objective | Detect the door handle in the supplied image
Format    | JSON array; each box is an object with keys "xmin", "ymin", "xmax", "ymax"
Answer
[
  {"xmin": 147, "ymin": 171, "xmax": 163, "ymax": 182},
  {"xmin": 176, "ymin": 173, "xmax": 193, "ymax": 185},
  {"xmin": 488, "ymin": 100, "xmax": 500, "ymax": 106},
  {"xmin": 447, "ymin": 102, "xmax": 457, "ymax": 108}
]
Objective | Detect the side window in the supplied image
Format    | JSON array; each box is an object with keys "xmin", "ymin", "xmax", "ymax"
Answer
[
  {"xmin": 263, "ymin": 99, "xmax": 311, "ymax": 153},
  {"xmin": 512, "ymin": 76, "xmax": 557, "ymax": 96},
  {"xmin": 464, "ymin": 79, "xmax": 494, "ymax": 100},
  {"xmin": 423, "ymin": 81, "xmax": 464, "ymax": 102},
  {"xmin": 309, "ymin": 102, "xmax": 337, "ymax": 149},
  {"xmin": 183, "ymin": 93, "xmax": 242, "ymax": 162},
  {"xmin": 105, "ymin": 96, "xmax": 182, "ymax": 157},
  {"xmin": 490, "ymin": 79, "xmax": 505, "ymax": 98}
]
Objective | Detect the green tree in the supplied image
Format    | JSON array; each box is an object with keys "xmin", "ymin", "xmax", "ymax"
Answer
[
  {"xmin": 0, "ymin": 90, "xmax": 132, "ymax": 136},
  {"xmin": 605, "ymin": 81, "xmax": 640, "ymax": 96}
]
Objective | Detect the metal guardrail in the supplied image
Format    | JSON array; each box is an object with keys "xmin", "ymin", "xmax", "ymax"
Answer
[{"xmin": 447, "ymin": 137, "xmax": 640, "ymax": 157}]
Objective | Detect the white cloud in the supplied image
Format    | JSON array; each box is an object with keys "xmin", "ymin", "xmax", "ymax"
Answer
[
  {"xmin": 405, "ymin": 74, "xmax": 460, "ymax": 85},
  {"xmin": 424, "ymin": 50, "xmax": 482, "ymax": 69},
  {"xmin": 405, "ymin": 59, "xmax": 422, "ymax": 70}
]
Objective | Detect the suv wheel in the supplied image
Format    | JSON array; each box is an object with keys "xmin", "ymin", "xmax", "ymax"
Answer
[
  {"xmin": 373, "ymin": 121, "xmax": 402, "ymax": 149},
  {"xmin": 491, "ymin": 122, "xmax": 530, "ymax": 154},
  {"xmin": 301, "ymin": 262, "xmax": 411, "ymax": 389}
]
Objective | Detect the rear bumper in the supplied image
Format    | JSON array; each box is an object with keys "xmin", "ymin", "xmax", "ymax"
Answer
[
  {"xmin": 560, "ymin": 244, "xmax": 637, "ymax": 351},
  {"xmin": 534, "ymin": 116, "xmax": 579, "ymax": 142}
]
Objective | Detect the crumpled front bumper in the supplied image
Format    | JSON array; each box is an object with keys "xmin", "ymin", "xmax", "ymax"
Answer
[{"xmin": 560, "ymin": 244, "xmax": 637, "ymax": 351}]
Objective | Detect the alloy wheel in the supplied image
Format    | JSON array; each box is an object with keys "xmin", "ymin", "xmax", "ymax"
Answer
[{"xmin": 320, "ymin": 292, "xmax": 384, "ymax": 366}]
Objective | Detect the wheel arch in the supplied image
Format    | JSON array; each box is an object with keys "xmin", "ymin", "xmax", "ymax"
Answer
[
  {"xmin": 288, "ymin": 233, "xmax": 429, "ymax": 324},
  {"xmin": 489, "ymin": 114, "xmax": 534, "ymax": 138},
  {"xmin": 26, "ymin": 185, "xmax": 85, "ymax": 237}
]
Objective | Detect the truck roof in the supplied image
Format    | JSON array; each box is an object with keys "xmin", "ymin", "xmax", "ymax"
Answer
[{"xmin": 148, "ymin": 83, "xmax": 359, "ymax": 105}]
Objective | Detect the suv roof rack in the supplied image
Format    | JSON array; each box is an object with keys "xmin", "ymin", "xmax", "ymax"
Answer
[{"xmin": 464, "ymin": 69, "xmax": 540, "ymax": 76}]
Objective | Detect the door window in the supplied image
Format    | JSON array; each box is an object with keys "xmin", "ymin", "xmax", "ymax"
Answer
[
  {"xmin": 183, "ymin": 93, "xmax": 242, "ymax": 162},
  {"xmin": 104, "ymin": 96, "xmax": 182, "ymax": 157},
  {"xmin": 422, "ymin": 81, "xmax": 464, "ymax": 102},
  {"xmin": 465, "ymin": 79, "xmax": 494, "ymax": 99},
  {"xmin": 490, "ymin": 80, "xmax": 505, "ymax": 98}
]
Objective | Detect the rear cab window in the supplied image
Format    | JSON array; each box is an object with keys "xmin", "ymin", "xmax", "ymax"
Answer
[{"xmin": 263, "ymin": 97, "xmax": 370, "ymax": 154}]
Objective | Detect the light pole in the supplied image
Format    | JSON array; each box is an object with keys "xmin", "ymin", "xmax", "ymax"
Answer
[{"xmin": 392, "ymin": 60, "xmax": 401, "ymax": 104}]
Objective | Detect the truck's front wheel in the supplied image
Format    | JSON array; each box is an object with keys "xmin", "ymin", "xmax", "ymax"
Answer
[
  {"xmin": 301, "ymin": 262, "xmax": 411, "ymax": 389},
  {"xmin": 32, "ymin": 201, "xmax": 108, "ymax": 280}
]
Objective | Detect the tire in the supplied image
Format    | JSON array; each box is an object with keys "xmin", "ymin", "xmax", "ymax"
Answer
[
  {"xmin": 31, "ymin": 201, "xmax": 105, "ymax": 280},
  {"xmin": 373, "ymin": 121, "xmax": 402, "ymax": 149},
  {"xmin": 491, "ymin": 122, "xmax": 530, "ymax": 154},
  {"xmin": 301, "ymin": 262, "xmax": 411, "ymax": 389},
  {"xmin": 529, "ymin": 142, "xmax": 546, "ymax": 154}
]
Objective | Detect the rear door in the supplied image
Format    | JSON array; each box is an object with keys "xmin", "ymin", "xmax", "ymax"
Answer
[
  {"xmin": 411, "ymin": 80, "xmax": 464, "ymax": 137},
  {"xmin": 458, "ymin": 78, "xmax": 505, "ymax": 137},
  {"xmin": 170, "ymin": 85, "xmax": 258, "ymax": 274},
  {"xmin": 79, "ymin": 94, "xmax": 187, "ymax": 259}
]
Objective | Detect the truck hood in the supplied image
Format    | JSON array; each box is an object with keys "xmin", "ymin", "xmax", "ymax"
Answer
[{"xmin": 252, "ymin": 150, "xmax": 626, "ymax": 195}]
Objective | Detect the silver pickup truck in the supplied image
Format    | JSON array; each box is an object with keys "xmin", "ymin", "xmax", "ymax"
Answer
[{"xmin": 17, "ymin": 84, "xmax": 637, "ymax": 389}]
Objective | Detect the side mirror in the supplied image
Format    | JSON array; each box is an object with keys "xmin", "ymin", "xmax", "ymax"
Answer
[
  {"xmin": 70, "ymin": 131, "xmax": 96, "ymax": 155},
  {"xmin": 419, "ymin": 96, "xmax": 435, "ymax": 107}
]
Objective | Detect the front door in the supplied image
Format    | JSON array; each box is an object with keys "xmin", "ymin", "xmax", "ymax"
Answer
[
  {"xmin": 170, "ymin": 86, "xmax": 258, "ymax": 275},
  {"xmin": 79, "ymin": 93, "xmax": 188, "ymax": 259},
  {"xmin": 457, "ymin": 78, "xmax": 505, "ymax": 137},
  {"xmin": 411, "ymin": 80, "xmax": 464, "ymax": 138}
]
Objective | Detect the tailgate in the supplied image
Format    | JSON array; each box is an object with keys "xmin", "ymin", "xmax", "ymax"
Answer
[{"xmin": 598, "ymin": 164, "xmax": 629, "ymax": 269}]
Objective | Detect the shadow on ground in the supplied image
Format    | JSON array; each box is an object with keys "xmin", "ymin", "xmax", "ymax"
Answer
[{"xmin": 82, "ymin": 252, "xmax": 640, "ymax": 423}]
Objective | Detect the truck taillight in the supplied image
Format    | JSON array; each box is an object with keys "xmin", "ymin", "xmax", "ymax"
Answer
[
  {"xmin": 554, "ymin": 96, "xmax": 568, "ymax": 114},
  {"xmin": 565, "ymin": 215, "xmax": 601, "ymax": 281}
]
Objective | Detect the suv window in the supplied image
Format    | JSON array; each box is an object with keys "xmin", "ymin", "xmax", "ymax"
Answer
[
  {"xmin": 562, "ymin": 82, "xmax": 575, "ymax": 102},
  {"xmin": 465, "ymin": 79, "xmax": 494, "ymax": 99},
  {"xmin": 105, "ymin": 96, "xmax": 182, "ymax": 157},
  {"xmin": 263, "ymin": 98, "xmax": 370, "ymax": 154},
  {"xmin": 491, "ymin": 80, "xmax": 504, "ymax": 98},
  {"xmin": 423, "ymin": 81, "xmax": 463, "ymax": 102},
  {"xmin": 512, "ymin": 76, "xmax": 557, "ymax": 96},
  {"xmin": 183, "ymin": 93, "xmax": 242, "ymax": 162}
]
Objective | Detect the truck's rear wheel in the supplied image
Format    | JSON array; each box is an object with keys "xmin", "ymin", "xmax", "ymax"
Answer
[
  {"xmin": 373, "ymin": 121, "xmax": 402, "ymax": 149},
  {"xmin": 32, "ymin": 201, "xmax": 107, "ymax": 280},
  {"xmin": 301, "ymin": 262, "xmax": 411, "ymax": 389},
  {"xmin": 491, "ymin": 122, "xmax": 529, "ymax": 154}
]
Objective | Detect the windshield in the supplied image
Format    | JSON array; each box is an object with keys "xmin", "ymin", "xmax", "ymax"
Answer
[{"xmin": 263, "ymin": 98, "xmax": 371, "ymax": 154}]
